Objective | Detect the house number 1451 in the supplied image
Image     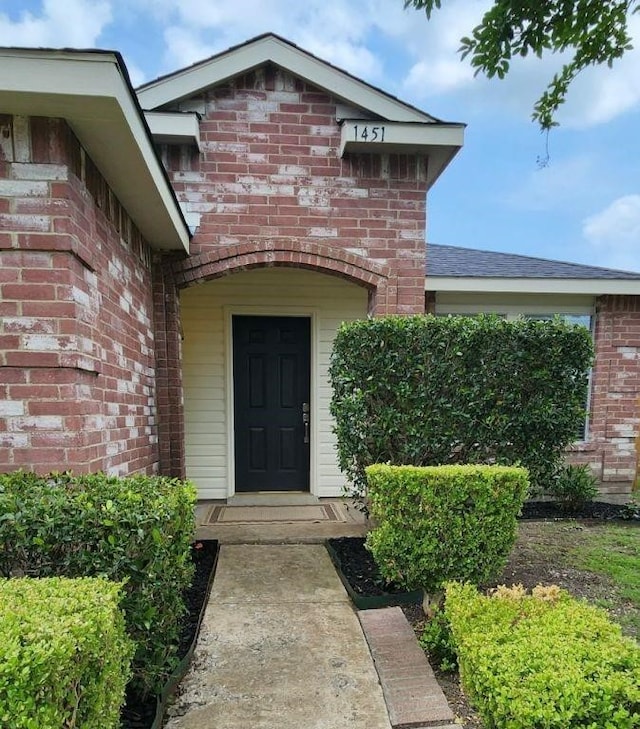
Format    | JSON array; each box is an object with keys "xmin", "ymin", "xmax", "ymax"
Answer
[{"xmin": 353, "ymin": 124, "xmax": 385, "ymax": 142}]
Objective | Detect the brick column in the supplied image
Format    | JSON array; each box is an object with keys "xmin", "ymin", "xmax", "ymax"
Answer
[{"xmin": 152, "ymin": 254, "xmax": 186, "ymax": 478}]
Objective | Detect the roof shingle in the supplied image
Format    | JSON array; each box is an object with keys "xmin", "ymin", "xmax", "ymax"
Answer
[{"xmin": 427, "ymin": 244, "xmax": 640, "ymax": 280}]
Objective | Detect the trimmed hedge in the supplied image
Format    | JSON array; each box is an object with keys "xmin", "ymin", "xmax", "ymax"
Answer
[
  {"xmin": 0, "ymin": 577, "xmax": 133, "ymax": 729},
  {"xmin": 445, "ymin": 582, "xmax": 640, "ymax": 729},
  {"xmin": 365, "ymin": 464, "xmax": 529, "ymax": 592},
  {"xmin": 330, "ymin": 314, "xmax": 593, "ymax": 497},
  {"xmin": 0, "ymin": 472, "xmax": 196, "ymax": 695}
]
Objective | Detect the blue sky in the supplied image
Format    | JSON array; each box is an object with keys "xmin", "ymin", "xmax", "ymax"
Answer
[{"xmin": 2, "ymin": 0, "xmax": 640, "ymax": 272}]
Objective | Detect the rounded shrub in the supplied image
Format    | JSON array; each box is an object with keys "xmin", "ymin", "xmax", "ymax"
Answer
[{"xmin": 365, "ymin": 464, "xmax": 529, "ymax": 592}]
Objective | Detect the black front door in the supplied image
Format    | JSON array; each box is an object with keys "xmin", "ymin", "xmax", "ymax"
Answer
[{"xmin": 233, "ymin": 315, "xmax": 311, "ymax": 492}]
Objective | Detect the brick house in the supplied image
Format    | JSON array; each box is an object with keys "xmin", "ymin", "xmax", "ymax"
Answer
[{"xmin": 1, "ymin": 34, "xmax": 638, "ymax": 502}]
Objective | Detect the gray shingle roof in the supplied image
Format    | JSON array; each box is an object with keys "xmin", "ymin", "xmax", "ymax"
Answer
[{"xmin": 427, "ymin": 244, "xmax": 640, "ymax": 280}]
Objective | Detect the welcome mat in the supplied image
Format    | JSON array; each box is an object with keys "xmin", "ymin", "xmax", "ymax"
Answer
[{"xmin": 206, "ymin": 503, "xmax": 350, "ymax": 525}]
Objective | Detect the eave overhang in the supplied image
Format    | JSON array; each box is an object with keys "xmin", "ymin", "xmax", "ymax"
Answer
[
  {"xmin": 0, "ymin": 48, "xmax": 190, "ymax": 252},
  {"xmin": 428, "ymin": 277, "xmax": 640, "ymax": 295},
  {"xmin": 340, "ymin": 120, "xmax": 464, "ymax": 190},
  {"xmin": 144, "ymin": 111, "xmax": 201, "ymax": 151},
  {"xmin": 136, "ymin": 34, "xmax": 437, "ymax": 123}
]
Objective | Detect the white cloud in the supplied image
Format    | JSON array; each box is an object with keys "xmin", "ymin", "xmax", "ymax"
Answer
[
  {"xmin": 401, "ymin": 0, "xmax": 488, "ymax": 97},
  {"xmin": 405, "ymin": 57, "xmax": 474, "ymax": 96},
  {"xmin": 0, "ymin": 0, "xmax": 111, "ymax": 47},
  {"xmin": 583, "ymin": 195, "xmax": 640, "ymax": 271},
  {"xmin": 163, "ymin": 26, "xmax": 218, "ymax": 70},
  {"xmin": 133, "ymin": 0, "xmax": 391, "ymax": 83}
]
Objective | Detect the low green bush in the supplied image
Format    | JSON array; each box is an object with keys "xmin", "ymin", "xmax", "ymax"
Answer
[
  {"xmin": 365, "ymin": 464, "xmax": 529, "ymax": 592},
  {"xmin": 547, "ymin": 463, "xmax": 599, "ymax": 510},
  {"xmin": 0, "ymin": 577, "xmax": 133, "ymax": 729},
  {"xmin": 445, "ymin": 582, "xmax": 640, "ymax": 729},
  {"xmin": 419, "ymin": 606, "xmax": 458, "ymax": 672},
  {"xmin": 0, "ymin": 472, "xmax": 196, "ymax": 695},
  {"xmin": 330, "ymin": 315, "xmax": 593, "ymax": 500}
]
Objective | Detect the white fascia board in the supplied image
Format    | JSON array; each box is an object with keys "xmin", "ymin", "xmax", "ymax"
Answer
[
  {"xmin": 145, "ymin": 111, "xmax": 201, "ymax": 151},
  {"xmin": 340, "ymin": 121, "xmax": 464, "ymax": 154},
  {"xmin": 428, "ymin": 277, "xmax": 640, "ymax": 295},
  {"xmin": 340, "ymin": 121, "xmax": 464, "ymax": 189},
  {"xmin": 0, "ymin": 49, "xmax": 189, "ymax": 252},
  {"xmin": 136, "ymin": 35, "xmax": 434, "ymax": 123}
]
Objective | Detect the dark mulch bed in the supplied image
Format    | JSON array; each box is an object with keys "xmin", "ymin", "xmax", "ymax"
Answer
[
  {"xmin": 120, "ymin": 540, "xmax": 218, "ymax": 729},
  {"xmin": 327, "ymin": 536, "xmax": 410, "ymax": 597},
  {"xmin": 329, "ymin": 501, "xmax": 637, "ymax": 599},
  {"xmin": 520, "ymin": 500, "xmax": 639, "ymax": 521}
]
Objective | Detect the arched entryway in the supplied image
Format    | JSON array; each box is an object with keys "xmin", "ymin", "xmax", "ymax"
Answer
[{"xmin": 180, "ymin": 266, "xmax": 371, "ymax": 500}]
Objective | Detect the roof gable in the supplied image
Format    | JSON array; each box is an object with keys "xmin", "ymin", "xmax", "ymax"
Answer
[{"xmin": 136, "ymin": 33, "xmax": 449, "ymax": 124}]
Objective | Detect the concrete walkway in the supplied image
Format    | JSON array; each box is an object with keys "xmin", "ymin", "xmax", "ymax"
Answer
[
  {"xmin": 164, "ymin": 542, "xmax": 456, "ymax": 729},
  {"xmin": 164, "ymin": 544, "xmax": 392, "ymax": 729}
]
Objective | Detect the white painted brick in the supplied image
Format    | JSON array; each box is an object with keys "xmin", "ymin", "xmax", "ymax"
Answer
[
  {"xmin": 106, "ymin": 442, "xmax": 123, "ymax": 457},
  {"xmin": 0, "ymin": 433, "xmax": 29, "ymax": 447},
  {"xmin": 12, "ymin": 116, "xmax": 30, "ymax": 163},
  {"xmin": 620, "ymin": 349, "xmax": 639, "ymax": 360},
  {"xmin": 345, "ymin": 248, "xmax": 369, "ymax": 257},
  {"xmin": 278, "ymin": 164, "xmax": 309, "ymax": 176},
  {"xmin": 310, "ymin": 125, "xmax": 337, "ymax": 136},
  {"xmin": 215, "ymin": 203, "xmax": 248, "ymax": 213},
  {"xmin": 72, "ymin": 355, "xmax": 97, "ymax": 372},
  {"xmin": 2, "ymin": 317, "xmax": 56, "ymax": 334},
  {"xmin": 0, "ymin": 400, "xmax": 25, "ymax": 416},
  {"xmin": 174, "ymin": 171, "xmax": 204, "ymax": 183},
  {"xmin": 23, "ymin": 334, "xmax": 77, "ymax": 351},
  {"xmin": 333, "ymin": 186, "xmax": 368, "ymax": 198},
  {"xmin": 309, "ymin": 227, "xmax": 337, "ymax": 238},
  {"xmin": 11, "ymin": 163, "xmax": 68, "ymax": 181},
  {"xmin": 88, "ymin": 416, "xmax": 105, "ymax": 430},
  {"xmin": 0, "ymin": 214, "xmax": 49, "ymax": 231},
  {"xmin": 400, "ymin": 229, "xmax": 425, "ymax": 240},
  {"xmin": 298, "ymin": 188, "xmax": 330, "ymax": 207},
  {"xmin": 10, "ymin": 416, "xmax": 63, "ymax": 431},
  {"xmin": 310, "ymin": 146, "xmax": 331, "ymax": 157},
  {"xmin": 72, "ymin": 286, "xmax": 90, "ymax": 307},
  {"xmin": 84, "ymin": 270, "xmax": 98, "ymax": 288},
  {"xmin": 0, "ymin": 180, "xmax": 49, "ymax": 197},
  {"xmin": 209, "ymin": 142, "xmax": 247, "ymax": 154}
]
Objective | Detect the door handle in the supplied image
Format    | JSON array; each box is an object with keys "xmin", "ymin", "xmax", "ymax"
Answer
[{"xmin": 302, "ymin": 402, "xmax": 310, "ymax": 444}]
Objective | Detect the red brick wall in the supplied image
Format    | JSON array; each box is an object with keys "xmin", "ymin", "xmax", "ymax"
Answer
[
  {"xmin": 159, "ymin": 67, "xmax": 428, "ymax": 313},
  {"xmin": 567, "ymin": 295, "xmax": 640, "ymax": 501},
  {"xmin": 0, "ymin": 115, "xmax": 160, "ymax": 476},
  {"xmin": 152, "ymin": 253, "xmax": 185, "ymax": 478}
]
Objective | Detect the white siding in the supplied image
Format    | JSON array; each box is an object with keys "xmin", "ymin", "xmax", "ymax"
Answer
[
  {"xmin": 181, "ymin": 268, "xmax": 368, "ymax": 499},
  {"xmin": 435, "ymin": 291, "xmax": 595, "ymax": 314}
]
